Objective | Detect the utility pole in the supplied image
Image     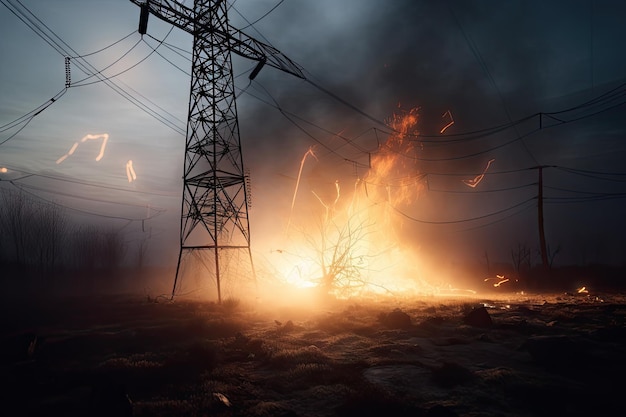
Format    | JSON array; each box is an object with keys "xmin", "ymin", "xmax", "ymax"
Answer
[
  {"xmin": 131, "ymin": 0, "xmax": 305, "ymax": 301},
  {"xmin": 535, "ymin": 165, "xmax": 550, "ymax": 271}
]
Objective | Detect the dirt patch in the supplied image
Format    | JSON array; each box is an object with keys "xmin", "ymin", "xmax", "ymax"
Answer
[{"xmin": 1, "ymin": 291, "xmax": 625, "ymax": 416}]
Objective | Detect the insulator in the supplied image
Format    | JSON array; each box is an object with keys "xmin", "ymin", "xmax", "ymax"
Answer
[
  {"xmin": 64, "ymin": 57, "xmax": 71, "ymax": 88},
  {"xmin": 249, "ymin": 58, "xmax": 266, "ymax": 80},
  {"xmin": 245, "ymin": 169, "xmax": 252, "ymax": 208},
  {"xmin": 138, "ymin": 2, "xmax": 150, "ymax": 35}
]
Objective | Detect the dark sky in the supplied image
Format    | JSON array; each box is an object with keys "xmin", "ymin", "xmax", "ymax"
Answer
[{"xmin": 1, "ymin": 0, "xmax": 626, "ymax": 273}]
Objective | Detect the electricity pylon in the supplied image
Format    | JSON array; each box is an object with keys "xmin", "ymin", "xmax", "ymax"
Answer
[{"xmin": 131, "ymin": 0, "xmax": 304, "ymax": 301}]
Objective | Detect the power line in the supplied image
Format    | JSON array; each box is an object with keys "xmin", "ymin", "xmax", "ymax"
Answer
[
  {"xmin": 143, "ymin": 36, "xmax": 191, "ymax": 76},
  {"xmin": 0, "ymin": 89, "xmax": 68, "ymax": 146},
  {"xmin": 0, "ymin": 165, "xmax": 177, "ymax": 197},
  {"xmin": 71, "ymin": 37, "xmax": 144, "ymax": 86},
  {"xmin": 555, "ymin": 166, "xmax": 626, "ymax": 182},
  {"xmin": 2, "ymin": 0, "xmax": 186, "ymax": 136},
  {"xmin": 455, "ymin": 199, "xmax": 535, "ymax": 233},
  {"xmin": 447, "ymin": 0, "xmax": 538, "ymax": 166},
  {"xmin": 390, "ymin": 196, "xmax": 537, "ymax": 225},
  {"xmin": 69, "ymin": 30, "xmax": 137, "ymax": 59},
  {"xmin": 427, "ymin": 182, "xmax": 537, "ymax": 194},
  {"xmin": 239, "ymin": 0, "xmax": 286, "ymax": 30},
  {"xmin": 4, "ymin": 182, "xmax": 165, "ymax": 222},
  {"xmin": 545, "ymin": 194, "xmax": 626, "ymax": 203},
  {"xmin": 11, "ymin": 181, "xmax": 168, "ymax": 211}
]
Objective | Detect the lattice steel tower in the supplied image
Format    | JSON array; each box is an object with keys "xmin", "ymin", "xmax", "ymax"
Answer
[{"xmin": 131, "ymin": 0, "xmax": 304, "ymax": 301}]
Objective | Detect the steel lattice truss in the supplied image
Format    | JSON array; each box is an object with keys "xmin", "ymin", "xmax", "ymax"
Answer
[{"xmin": 130, "ymin": 0, "xmax": 304, "ymax": 301}]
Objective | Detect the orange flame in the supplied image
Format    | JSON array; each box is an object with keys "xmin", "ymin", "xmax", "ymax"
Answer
[{"xmin": 273, "ymin": 108, "xmax": 462, "ymax": 298}]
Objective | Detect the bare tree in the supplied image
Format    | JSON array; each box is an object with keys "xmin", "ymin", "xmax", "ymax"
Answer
[
  {"xmin": 72, "ymin": 225, "xmax": 102, "ymax": 271},
  {"xmin": 31, "ymin": 200, "xmax": 68, "ymax": 273},
  {"xmin": 100, "ymin": 228, "xmax": 126, "ymax": 271},
  {"xmin": 511, "ymin": 242, "xmax": 532, "ymax": 276},
  {"xmin": 0, "ymin": 189, "xmax": 30, "ymax": 265},
  {"xmin": 303, "ymin": 211, "xmax": 376, "ymax": 298},
  {"xmin": 546, "ymin": 244, "xmax": 561, "ymax": 268}
]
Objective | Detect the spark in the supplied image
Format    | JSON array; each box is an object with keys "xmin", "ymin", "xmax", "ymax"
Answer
[
  {"xmin": 333, "ymin": 180, "xmax": 341, "ymax": 206},
  {"xmin": 56, "ymin": 133, "xmax": 109, "ymax": 164},
  {"xmin": 126, "ymin": 160, "xmax": 137, "ymax": 182},
  {"xmin": 440, "ymin": 110, "xmax": 454, "ymax": 134},
  {"xmin": 286, "ymin": 147, "xmax": 317, "ymax": 233},
  {"xmin": 312, "ymin": 180, "xmax": 341, "ymax": 223},
  {"xmin": 577, "ymin": 286, "xmax": 588, "ymax": 294},
  {"xmin": 463, "ymin": 158, "xmax": 495, "ymax": 188},
  {"xmin": 484, "ymin": 274, "xmax": 509, "ymax": 287}
]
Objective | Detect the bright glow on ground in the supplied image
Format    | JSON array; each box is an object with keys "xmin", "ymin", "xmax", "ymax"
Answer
[{"xmin": 256, "ymin": 108, "xmax": 473, "ymax": 302}]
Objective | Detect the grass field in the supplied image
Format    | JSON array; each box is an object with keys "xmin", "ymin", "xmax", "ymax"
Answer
[{"xmin": 2, "ymin": 288, "xmax": 625, "ymax": 416}]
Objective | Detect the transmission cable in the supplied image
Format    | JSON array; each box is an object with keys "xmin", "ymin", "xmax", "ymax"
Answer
[
  {"xmin": 0, "ymin": 89, "xmax": 68, "ymax": 146},
  {"xmin": 3, "ymin": 0, "xmax": 185, "ymax": 136},
  {"xmin": 8, "ymin": 181, "xmax": 165, "ymax": 222},
  {"xmin": 455, "ymin": 199, "xmax": 535, "ymax": 232},
  {"xmin": 447, "ymin": 1, "xmax": 538, "ymax": 166},
  {"xmin": 1, "ymin": 165, "xmax": 177, "ymax": 197},
  {"xmin": 239, "ymin": 0, "xmax": 286, "ymax": 30},
  {"xmin": 71, "ymin": 30, "xmax": 137, "ymax": 58},
  {"xmin": 390, "ymin": 196, "xmax": 537, "ymax": 225},
  {"xmin": 142, "ymin": 36, "xmax": 191, "ymax": 77}
]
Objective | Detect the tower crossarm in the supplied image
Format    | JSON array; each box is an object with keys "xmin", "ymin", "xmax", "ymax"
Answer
[{"xmin": 130, "ymin": 0, "xmax": 305, "ymax": 79}]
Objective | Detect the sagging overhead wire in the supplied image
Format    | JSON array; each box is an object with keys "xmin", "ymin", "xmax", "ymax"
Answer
[
  {"xmin": 239, "ymin": 0, "xmax": 286, "ymax": 30},
  {"xmin": 2, "ymin": 0, "xmax": 185, "ymax": 136},
  {"xmin": 427, "ymin": 182, "xmax": 537, "ymax": 194},
  {"xmin": 143, "ymin": 35, "xmax": 191, "ymax": 76},
  {"xmin": 70, "ymin": 30, "xmax": 137, "ymax": 59},
  {"xmin": 390, "ymin": 195, "xmax": 537, "ymax": 225},
  {"xmin": 130, "ymin": 0, "xmax": 626, "ymax": 166},
  {"xmin": 447, "ymin": 0, "xmax": 538, "ymax": 166},
  {"xmin": 545, "ymin": 193, "xmax": 626, "ymax": 203},
  {"xmin": 71, "ymin": 24, "xmax": 182, "ymax": 87},
  {"xmin": 249, "ymin": 80, "xmax": 367, "ymax": 164},
  {"xmin": 455, "ymin": 198, "xmax": 536, "ymax": 233},
  {"xmin": 0, "ymin": 89, "xmax": 67, "ymax": 146},
  {"xmin": 555, "ymin": 166, "xmax": 626, "ymax": 182},
  {"xmin": 10, "ymin": 181, "xmax": 168, "ymax": 213},
  {"xmin": 70, "ymin": 37, "xmax": 143, "ymax": 86},
  {"xmin": 4, "ymin": 182, "xmax": 166, "ymax": 222},
  {"xmin": 1, "ymin": 165, "xmax": 177, "ymax": 197}
]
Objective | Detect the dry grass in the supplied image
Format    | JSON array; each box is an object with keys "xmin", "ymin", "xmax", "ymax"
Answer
[{"xmin": 2, "ymin": 290, "xmax": 625, "ymax": 416}]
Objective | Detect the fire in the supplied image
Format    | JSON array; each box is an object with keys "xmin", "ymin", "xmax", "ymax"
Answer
[
  {"xmin": 367, "ymin": 107, "xmax": 423, "ymax": 208},
  {"xmin": 0, "ymin": 167, "xmax": 7, "ymax": 173},
  {"xmin": 56, "ymin": 133, "xmax": 109, "ymax": 164},
  {"xmin": 270, "ymin": 108, "xmax": 456, "ymax": 299}
]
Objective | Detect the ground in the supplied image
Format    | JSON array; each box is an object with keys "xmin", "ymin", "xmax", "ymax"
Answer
[{"xmin": 2, "ymin": 287, "xmax": 625, "ymax": 417}]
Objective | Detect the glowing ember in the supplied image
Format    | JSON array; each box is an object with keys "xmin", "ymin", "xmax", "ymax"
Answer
[
  {"xmin": 463, "ymin": 158, "xmax": 495, "ymax": 188},
  {"xmin": 126, "ymin": 159, "xmax": 137, "ymax": 182},
  {"xmin": 56, "ymin": 133, "xmax": 109, "ymax": 164},
  {"xmin": 0, "ymin": 167, "xmax": 7, "ymax": 173},
  {"xmin": 484, "ymin": 274, "xmax": 509, "ymax": 287},
  {"xmin": 286, "ymin": 147, "xmax": 318, "ymax": 233},
  {"xmin": 440, "ymin": 109, "xmax": 454, "ymax": 134}
]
